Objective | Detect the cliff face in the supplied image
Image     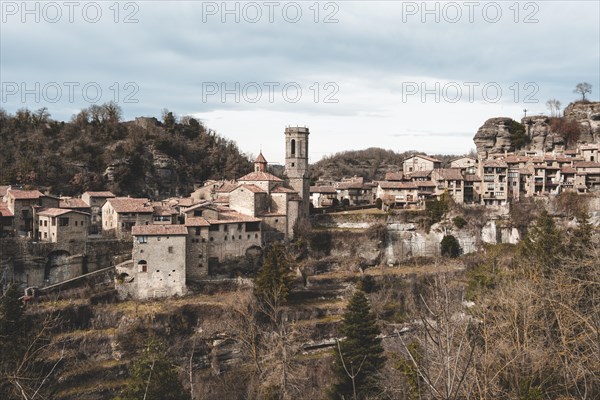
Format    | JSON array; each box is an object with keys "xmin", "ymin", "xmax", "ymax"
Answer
[
  {"xmin": 473, "ymin": 101, "xmax": 600, "ymax": 155},
  {"xmin": 473, "ymin": 117, "xmax": 514, "ymax": 156}
]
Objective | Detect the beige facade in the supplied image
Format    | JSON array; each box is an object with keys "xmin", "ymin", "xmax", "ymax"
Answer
[
  {"xmin": 102, "ymin": 197, "xmax": 153, "ymax": 238},
  {"xmin": 81, "ymin": 191, "xmax": 115, "ymax": 234},
  {"xmin": 36, "ymin": 208, "xmax": 90, "ymax": 243},
  {"xmin": 126, "ymin": 225, "xmax": 188, "ymax": 299},
  {"xmin": 3, "ymin": 189, "xmax": 59, "ymax": 235},
  {"xmin": 185, "ymin": 214, "xmax": 262, "ymax": 280},
  {"xmin": 403, "ymin": 155, "xmax": 441, "ymax": 174}
]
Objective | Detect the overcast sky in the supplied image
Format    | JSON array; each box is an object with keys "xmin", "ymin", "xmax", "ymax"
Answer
[{"xmin": 1, "ymin": 1, "xmax": 599, "ymax": 163}]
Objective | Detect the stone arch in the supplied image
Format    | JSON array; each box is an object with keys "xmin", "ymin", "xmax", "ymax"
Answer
[{"xmin": 245, "ymin": 245, "xmax": 262, "ymax": 259}]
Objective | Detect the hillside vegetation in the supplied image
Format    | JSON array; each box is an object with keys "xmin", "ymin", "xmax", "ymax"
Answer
[
  {"xmin": 0, "ymin": 105, "xmax": 252, "ymax": 198},
  {"xmin": 309, "ymin": 148, "xmax": 460, "ymax": 181}
]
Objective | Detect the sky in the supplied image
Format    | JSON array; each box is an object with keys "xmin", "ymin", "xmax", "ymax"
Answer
[{"xmin": 1, "ymin": 0, "xmax": 599, "ymax": 164}]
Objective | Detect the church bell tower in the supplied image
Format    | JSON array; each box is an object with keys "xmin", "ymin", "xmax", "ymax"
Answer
[{"xmin": 284, "ymin": 126, "xmax": 310, "ymax": 218}]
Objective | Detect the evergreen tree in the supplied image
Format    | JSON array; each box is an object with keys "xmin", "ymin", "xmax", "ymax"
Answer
[
  {"xmin": 115, "ymin": 338, "xmax": 186, "ymax": 400},
  {"xmin": 331, "ymin": 290, "xmax": 385, "ymax": 399},
  {"xmin": 254, "ymin": 244, "xmax": 293, "ymax": 314},
  {"xmin": 440, "ymin": 235, "xmax": 461, "ymax": 258},
  {"xmin": 568, "ymin": 212, "xmax": 593, "ymax": 260},
  {"xmin": 520, "ymin": 210, "xmax": 564, "ymax": 274}
]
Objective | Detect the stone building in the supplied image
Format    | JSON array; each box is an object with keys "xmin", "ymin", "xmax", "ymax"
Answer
[
  {"xmin": 123, "ymin": 224, "xmax": 188, "ymax": 299},
  {"xmin": 81, "ymin": 191, "xmax": 115, "ymax": 234},
  {"xmin": 36, "ymin": 208, "xmax": 90, "ymax": 243},
  {"xmin": 402, "ymin": 155, "xmax": 441, "ymax": 174},
  {"xmin": 284, "ymin": 127, "xmax": 311, "ymax": 218},
  {"xmin": 184, "ymin": 209, "xmax": 262, "ymax": 280},
  {"xmin": 431, "ymin": 168, "xmax": 465, "ymax": 204},
  {"xmin": 102, "ymin": 197, "xmax": 153, "ymax": 238},
  {"xmin": 3, "ymin": 189, "xmax": 59, "ymax": 236}
]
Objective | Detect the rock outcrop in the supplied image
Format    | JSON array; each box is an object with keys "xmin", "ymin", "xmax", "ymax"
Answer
[
  {"xmin": 473, "ymin": 101, "xmax": 600, "ymax": 155},
  {"xmin": 473, "ymin": 117, "xmax": 514, "ymax": 156},
  {"xmin": 563, "ymin": 101, "xmax": 600, "ymax": 143},
  {"xmin": 521, "ymin": 115, "xmax": 564, "ymax": 152}
]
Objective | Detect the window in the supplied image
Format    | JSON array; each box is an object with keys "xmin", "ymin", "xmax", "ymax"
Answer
[
  {"xmin": 194, "ymin": 210, "xmax": 203, "ymax": 217},
  {"xmin": 246, "ymin": 222, "xmax": 260, "ymax": 232},
  {"xmin": 224, "ymin": 224, "xmax": 228, "ymax": 232},
  {"xmin": 43, "ymin": 232, "xmax": 47, "ymax": 239},
  {"xmin": 52, "ymin": 218, "xmax": 56, "ymax": 226},
  {"xmin": 291, "ymin": 139, "xmax": 296, "ymax": 155},
  {"xmin": 138, "ymin": 260, "xmax": 147, "ymax": 273},
  {"xmin": 75, "ymin": 221, "xmax": 78, "ymax": 226},
  {"xmin": 209, "ymin": 224, "xmax": 219, "ymax": 232},
  {"xmin": 43, "ymin": 220, "xmax": 47, "ymax": 227},
  {"xmin": 168, "ymin": 246, "xmax": 174, "ymax": 254},
  {"xmin": 137, "ymin": 236, "xmax": 148, "ymax": 243},
  {"xmin": 195, "ymin": 227, "xmax": 201, "ymax": 236},
  {"xmin": 58, "ymin": 217, "xmax": 69, "ymax": 226}
]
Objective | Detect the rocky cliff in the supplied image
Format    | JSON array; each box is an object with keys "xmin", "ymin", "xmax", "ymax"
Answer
[{"xmin": 473, "ymin": 101, "xmax": 600, "ymax": 155}]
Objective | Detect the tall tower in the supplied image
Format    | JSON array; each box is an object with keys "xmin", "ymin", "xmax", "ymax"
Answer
[{"xmin": 284, "ymin": 126, "xmax": 310, "ymax": 218}]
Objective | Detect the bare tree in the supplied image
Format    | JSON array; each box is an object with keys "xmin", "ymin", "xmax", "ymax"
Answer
[
  {"xmin": 545, "ymin": 98, "xmax": 562, "ymax": 117},
  {"xmin": 397, "ymin": 274, "xmax": 477, "ymax": 400},
  {"xmin": 574, "ymin": 82, "xmax": 592, "ymax": 101}
]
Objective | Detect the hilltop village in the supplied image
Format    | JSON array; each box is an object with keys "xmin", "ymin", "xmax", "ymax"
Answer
[{"xmin": 1, "ymin": 117, "xmax": 600, "ymax": 299}]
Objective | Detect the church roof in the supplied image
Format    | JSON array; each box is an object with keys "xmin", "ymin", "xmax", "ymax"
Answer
[
  {"xmin": 238, "ymin": 171, "xmax": 283, "ymax": 182},
  {"xmin": 254, "ymin": 152, "xmax": 267, "ymax": 163}
]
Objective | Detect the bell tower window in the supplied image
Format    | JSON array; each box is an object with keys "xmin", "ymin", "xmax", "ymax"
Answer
[{"xmin": 291, "ymin": 139, "xmax": 296, "ymax": 156}]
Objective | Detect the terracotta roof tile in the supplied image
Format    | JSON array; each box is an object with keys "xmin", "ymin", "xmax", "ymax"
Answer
[
  {"xmin": 238, "ymin": 171, "xmax": 283, "ymax": 182},
  {"xmin": 131, "ymin": 225, "xmax": 188, "ymax": 235},
  {"xmin": 271, "ymin": 185, "xmax": 296, "ymax": 193},
  {"xmin": 378, "ymin": 181, "xmax": 417, "ymax": 190},
  {"xmin": 574, "ymin": 162, "xmax": 600, "ymax": 168},
  {"xmin": 207, "ymin": 211, "xmax": 261, "ymax": 224},
  {"xmin": 184, "ymin": 217, "xmax": 210, "ymax": 227},
  {"xmin": 310, "ymin": 185, "xmax": 337, "ymax": 194},
  {"xmin": 483, "ymin": 160, "xmax": 508, "ymax": 168},
  {"xmin": 0, "ymin": 203, "xmax": 14, "ymax": 217},
  {"xmin": 407, "ymin": 170, "xmax": 433, "ymax": 178},
  {"xmin": 405, "ymin": 154, "xmax": 441, "ymax": 163},
  {"xmin": 254, "ymin": 152, "xmax": 267, "ymax": 163},
  {"xmin": 83, "ymin": 191, "xmax": 115, "ymax": 198},
  {"xmin": 107, "ymin": 198, "xmax": 153, "ymax": 213},
  {"xmin": 60, "ymin": 198, "xmax": 90, "ymax": 209},
  {"xmin": 8, "ymin": 189, "xmax": 44, "ymax": 199},
  {"xmin": 215, "ymin": 183, "xmax": 239, "ymax": 193},
  {"xmin": 384, "ymin": 172, "xmax": 405, "ymax": 181},
  {"xmin": 37, "ymin": 208, "xmax": 90, "ymax": 217},
  {"xmin": 433, "ymin": 168, "xmax": 464, "ymax": 181},
  {"xmin": 236, "ymin": 184, "xmax": 267, "ymax": 194}
]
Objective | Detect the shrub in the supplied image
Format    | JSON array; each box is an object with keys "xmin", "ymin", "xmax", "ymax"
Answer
[
  {"xmin": 375, "ymin": 197, "xmax": 383, "ymax": 210},
  {"xmin": 453, "ymin": 215, "xmax": 467, "ymax": 229},
  {"xmin": 509, "ymin": 120, "xmax": 530, "ymax": 150},
  {"xmin": 440, "ymin": 235, "xmax": 461, "ymax": 258}
]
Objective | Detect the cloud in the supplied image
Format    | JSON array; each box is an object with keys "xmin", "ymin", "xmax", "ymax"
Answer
[{"xmin": 1, "ymin": 0, "xmax": 598, "ymax": 160}]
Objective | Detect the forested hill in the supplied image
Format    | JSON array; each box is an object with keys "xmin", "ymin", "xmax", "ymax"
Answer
[
  {"xmin": 310, "ymin": 147, "xmax": 459, "ymax": 181},
  {"xmin": 0, "ymin": 105, "xmax": 252, "ymax": 198}
]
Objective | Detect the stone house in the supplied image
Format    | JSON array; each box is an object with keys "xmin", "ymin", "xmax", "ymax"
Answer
[
  {"xmin": 102, "ymin": 197, "xmax": 153, "ymax": 238},
  {"xmin": 449, "ymin": 156, "xmax": 478, "ymax": 174},
  {"xmin": 376, "ymin": 181, "xmax": 419, "ymax": 208},
  {"xmin": 3, "ymin": 189, "xmax": 59, "ymax": 236},
  {"xmin": 123, "ymin": 224, "xmax": 188, "ymax": 299},
  {"xmin": 36, "ymin": 208, "xmax": 90, "ymax": 243},
  {"xmin": 81, "ymin": 191, "xmax": 115, "ymax": 234},
  {"xmin": 184, "ymin": 210, "xmax": 262, "ymax": 280},
  {"xmin": 335, "ymin": 177, "xmax": 375, "ymax": 206},
  {"xmin": 574, "ymin": 161, "xmax": 600, "ymax": 191},
  {"xmin": 310, "ymin": 186, "xmax": 338, "ymax": 208},
  {"xmin": 431, "ymin": 168, "xmax": 465, "ymax": 204},
  {"xmin": 480, "ymin": 160, "xmax": 509, "ymax": 205},
  {"xmin": 403, "ymin": 155, "xmax": 442, "ymax": 174},
  {"xmin": 0, "ymin": 202, "xmax": 14, "ymax": 237}
]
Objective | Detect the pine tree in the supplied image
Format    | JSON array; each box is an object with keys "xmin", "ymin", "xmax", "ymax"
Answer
[
  {"xmin": 254, "ymin": 243, "xmax": 293, "ymax": 315},
  {"xmin": 520, "ymin": 210, "xmax": 564, "ymax": 274},
  {"xmin": 115, "ymin": 338, "xmax": 187, "ymax": 400},
  {"xmin": 331, "ymin": 290, "xmax": 385, "ymax": 399}
]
